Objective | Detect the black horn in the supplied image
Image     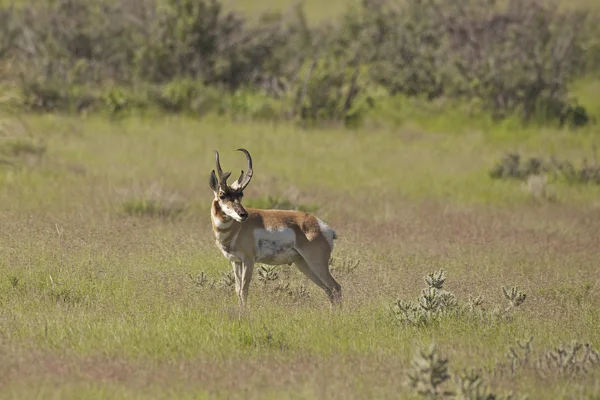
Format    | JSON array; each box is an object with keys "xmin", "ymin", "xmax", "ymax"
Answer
[
  {"xmin": 213, "ymin": 150, "xmax": 231, "ymax": 189},
  {"xmin": 235, "ymin": 148, "xmax": 253, "ymax": 190}
]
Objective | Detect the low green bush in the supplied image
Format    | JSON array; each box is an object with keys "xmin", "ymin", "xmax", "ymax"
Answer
[{"xmin": 0, "ymin": 0, "xmax": 598, "ymax": 126}]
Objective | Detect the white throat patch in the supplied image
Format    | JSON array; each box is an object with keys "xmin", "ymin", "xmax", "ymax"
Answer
[
  {"xmin": 212, "ymin": 214, "xmax": 233, "ymax": 229},
  {"xmin": 211, "ymin": 203, "xmax": 233, "ymax": 228}
]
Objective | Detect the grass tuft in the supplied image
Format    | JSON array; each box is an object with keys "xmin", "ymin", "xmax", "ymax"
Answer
[{"xmin": 118, "ymin": 182, "xmax": 187, "ymax": 219}]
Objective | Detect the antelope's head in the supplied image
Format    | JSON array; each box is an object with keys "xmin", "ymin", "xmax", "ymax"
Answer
[{"xmin": 209, "ymin": 148, "xmax": 254, "ymax": 222}]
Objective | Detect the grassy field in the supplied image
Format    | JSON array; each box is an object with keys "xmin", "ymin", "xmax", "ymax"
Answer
[
  {"xmin": 4, "ymin": 0, "xmax": 598, "ymax": 19},
  {"xmin": 227, "ymin": 0, "xmax": 600, "ymax": 16},
  {"xmin": 0, "ymin": 111, "xmax": 599, "ymax": 399},
  {"xmin": 227, "ymin": 0, "xmax": 600, "ymax": 18}
]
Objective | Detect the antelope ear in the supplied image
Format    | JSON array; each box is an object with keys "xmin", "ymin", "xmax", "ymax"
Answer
[{"xmin": 209, "ymin": 170, "xmax": 218, "ymax": 192}]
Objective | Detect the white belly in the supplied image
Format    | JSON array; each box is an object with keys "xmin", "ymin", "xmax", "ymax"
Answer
[{"xmin": 253, "ymin": 227, "xmax": 300, "ymax": 265}]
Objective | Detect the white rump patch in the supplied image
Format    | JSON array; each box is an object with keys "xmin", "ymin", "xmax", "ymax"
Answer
[{"xmin": 317, "ymin": 218, "xmax": 335, "ymax": 249}]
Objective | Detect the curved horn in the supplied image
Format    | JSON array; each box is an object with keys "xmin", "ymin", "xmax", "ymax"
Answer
[
  {"xmin": 213, "ymin": 150, "xmax": 231, "ymax": 188},
  {"xmin": 230, "ymin": 169, "xmax": 245, "ymax": 190},
  {"xmin": 214, "ymin": 150, "xmax": 224, "ymax": 177},
  {"xmin": 236, "ymin": 148, "xmax": 253, "ymax": 190}
]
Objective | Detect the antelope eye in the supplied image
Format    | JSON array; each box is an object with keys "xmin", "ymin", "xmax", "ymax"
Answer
[{"xmin": 219, "ymin": 195, "xmax": 226, "ymax": 200}]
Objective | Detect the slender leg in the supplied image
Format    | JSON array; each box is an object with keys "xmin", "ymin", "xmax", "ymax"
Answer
[
  {"xmin": 294, "ymin": 257, "xmax": 332, "ymax": 298},
  {"xmin": 294, "ymin": 249, "xmax": 342, "ymax": 307},
  {"xmin": 313, "ymin": 265, "xmax": 342, "ymax": 307},
  {"xmin": 232, "ymin": 261, "xmax": 243, "ymax": 306},
  {"xmin": 239, "ymin": 261, "xmax": 254, "ymax": 307}
]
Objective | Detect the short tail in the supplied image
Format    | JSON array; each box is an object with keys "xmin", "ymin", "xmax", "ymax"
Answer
[{"xmin": 332, "ymin": 230, "xmax": 338, "ymax": 240}]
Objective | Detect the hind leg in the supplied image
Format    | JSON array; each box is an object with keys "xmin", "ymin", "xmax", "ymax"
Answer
[
  {"xmin": 294, "ymin": 248, "xmax": 342, "ymax": 306},
  {"xmin": 314, "ymin": 265, "xmax": 342, "ymax": 306},
  {"xmin": 294, "ymin": 257, "xmax": 333, "ymax": 299}
]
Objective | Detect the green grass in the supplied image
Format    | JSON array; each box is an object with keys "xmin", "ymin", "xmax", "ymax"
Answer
[
  {"xmin": 217, "ymin": 0, "xmax": 600, "ymax": 18},
  {"xmin": 4, "ymin": 0, "xmax": 598, "ymax": 19},
  {"xmin": 0, "ymin": 111, "xmax": 600, "ymax": 398},
  {"xmin": 2, "ymin": 0, "xmax": 600, "ymax": 395},
  {"xmin": 230, "ymin": 0, "xmax": 354, "ymax": 20}
]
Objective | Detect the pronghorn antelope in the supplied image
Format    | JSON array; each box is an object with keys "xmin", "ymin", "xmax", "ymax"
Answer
[{"xmin": 209, "ymin": 148, "xmax": 341, "ymax": 307}]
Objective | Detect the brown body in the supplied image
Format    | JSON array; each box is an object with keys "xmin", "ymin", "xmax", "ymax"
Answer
[{"xmin": 209, "ymin": 149, "xmax": 341, "ymax": 307}]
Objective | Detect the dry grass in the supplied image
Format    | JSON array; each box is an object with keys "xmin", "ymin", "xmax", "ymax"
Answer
[{"xmin": 0, "ymin": 114, "xmax": 599, "ymax": 399}]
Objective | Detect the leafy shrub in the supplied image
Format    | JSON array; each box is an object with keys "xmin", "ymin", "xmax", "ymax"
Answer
[
  {"xmin": 150, "ymin": 79, "xmax": 202, "ymax": 113},
  {"xmin": 292, "ymin": 56, "xmax": 375, "ymax": 126},
  {"xmin": 258, "ymin": 266, "xmax": 279, "ymax": 286},
  {"xmin": 272, "ymin": 281, "xmax": 310, "ymax": 302},
  {"xmin": 497, "ymin": 336, "xmax": 600, "ymax": 379},
  {"xmin": 455, "ymin": 369, "xmax": 517, "ymax": 400},
  {"xmin": 489, "ymin": 153, "xmax": 544, "ymax": 180},
  {"xmin": 489, "ymin": 150, "xmax": 600, "ymax": 185},
  {"xmin": 20, "ymin": 80, "xmax": 71, "ymax": 112},
  {"xmin": 101, "ymin": 87, "xmax": 130, "ymax": 116},
  {"xmin": 12, "ymin": 0, "xmax": 139, "ymax": 84},
  {"xmin": 409, "ymin": 338, "xmax": 600, "ymax": 399},
  {"xmin": 363, "ymin": 0, "xmax": 592, "ymax": 122},
  {"xmin": 329, "ymin": 257, "xmax": 360, "ymax": 277},
  {"xmin": 363, "ymin": 0, "xmax": 446, "ymax": 100},
  {"xmin": 408, "ymin": 343, "xmax": 519, "ymax": 399},
  {"xmin": 134, "ymin": 0, "xmax": 296, "ymax": 93},
  {"xmin": 390, "ymin": 269, "xmax": 526, "ymax": 327},
  {"xmin": 0, "ymin": 6, "xmax": 19, "ymax": 63},
  {"xmin": 0, "ymin": 0, "xmax": 598, "ymax": 125},
  {"xmin": 235, "ymin": 327, "xmax": 290, "ymax": 351},
  {"xmin": 0, "ymin": 137, "xmax": 46, "ymax": 158},
  {"xmin": 0, "ymin": 116, "xmax": 46, "ymax": 168},
  {"xmin": 227, "ymin": 89, "xmax": 285, "ymax": 121},
  {"xmin": 539, "ymin": 341, "xmax": 600, "ymax": 376},
  {"xmin": 187, "ymin": 264, "xmax": 310, "ymax": 303},
  {"xmin": 407, "ymin": 344, "xmax": 453, "ymax": 398},
  {"xmin": 217, "ymin": 270, "xmax": 236, "ymax": 290}
]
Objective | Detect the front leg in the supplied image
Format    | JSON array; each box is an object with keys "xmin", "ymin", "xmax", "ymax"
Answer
[
  {"xmin": 232, "ymin": 260, "xmax": 254, "ymax": 308},
  {"xmin": 239, "ymin": 260, "xmax": 254, "ymax": 307},
  {"xmin": 232, "ymin": 261, "xmax": 243, "ymax": 306}
]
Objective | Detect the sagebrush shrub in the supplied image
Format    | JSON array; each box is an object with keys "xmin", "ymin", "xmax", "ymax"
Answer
[
  {"xmin": 499, "ymin": 336, "xmax": 600, "ymax": 379},
  {"xmin": 490, "ymin": 150, "xmax": 600, "ymax": 186},
  {"xmin": 408, "ymin": 343, "xmax": 519, "ymax": 399},
  {"xmin": 0, "ymin": 0, "xmax": 597, "ymax": 124},
  {"xmin": 390, "ymin": 269, "xmax": 526, "ymax": 327}
]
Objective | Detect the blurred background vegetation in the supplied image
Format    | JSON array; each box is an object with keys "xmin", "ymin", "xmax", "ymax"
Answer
[{"xmin": 0, "ymin": 0, "xmax": 599, "ymax": 129}]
